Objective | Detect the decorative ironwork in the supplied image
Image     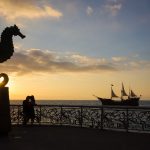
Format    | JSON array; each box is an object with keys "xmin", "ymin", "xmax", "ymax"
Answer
[
  {"xmin": 82, "ymin": 107, "xmax": 101, "ymax": 128},
  {"xmin": 10, "ymin": 105, "xmax": 150, "ymax": 133},
  {"xmin": 128, "ymin": 108, "xmax": 150, "ymax": 131},
  {"xmin": 61, "ymin": 106, "xmax": 81, "ymax": 126},
  {"xmin": 103, "ymin": 107, "xmax": 127, "ymax": 130}
]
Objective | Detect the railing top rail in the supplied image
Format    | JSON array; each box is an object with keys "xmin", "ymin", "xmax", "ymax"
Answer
[
  {"xmin": 10, "ymin": 104, "xmax": 100, "ymax": 108},
  {"xmin": 9, "ymin": 104, "xmax": 150, "ymax": 109}
]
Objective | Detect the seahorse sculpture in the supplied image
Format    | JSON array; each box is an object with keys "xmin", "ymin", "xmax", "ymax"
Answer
[
  {"xmin": 0, "ymin": 25, "xmax": 25, "ymax": 87},
  {"xmin": 0, "ymin": 24, "xmax": 25, "ymax": 63}
]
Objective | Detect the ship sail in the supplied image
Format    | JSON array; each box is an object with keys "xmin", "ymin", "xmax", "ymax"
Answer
[
  {"xmin": 111, "ymin": 85, "xmax": 118, "ymax": 99},
  {"xmin": 130, "ymin": 90, "xmax": 137, "ymax": 97},
  {"xmin": 121, "ymin": 83, "xmax": 128, "ymax": 96}
]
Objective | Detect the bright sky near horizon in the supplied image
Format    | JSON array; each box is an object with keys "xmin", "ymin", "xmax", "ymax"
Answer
[{"xmin": 0, "ymin": 0, "xmax": 150, "ymax": 100}]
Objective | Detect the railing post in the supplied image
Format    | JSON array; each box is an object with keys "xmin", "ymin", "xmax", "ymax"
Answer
[
  {"xmin": 39, "ymin": 105, "xmax": 41, "ymax": 125},
  {"xmin": 126, "ymin": 108, "xmax": 129, "ymax": 132},
  {"xmin": 60, "ymin": 106, "xmax": 63, "ymax": 126},
  {"xmin": 101, "ymin": 106, "xmax": 104, "ymax": 130},
  {"xmin": 80, "ymin": 106, "xmax": 83, "ymax": 127},
  {"xmin": 18, "ymin": 105, "xmax": 20, "ymax": 125}
]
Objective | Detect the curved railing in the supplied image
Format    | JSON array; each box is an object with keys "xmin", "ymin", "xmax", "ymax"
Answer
[{"xmin": 10, "ymin": 105, "xmax": 150, "ymax": 133}]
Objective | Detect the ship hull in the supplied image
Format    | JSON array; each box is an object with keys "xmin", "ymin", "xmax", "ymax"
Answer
[{"xmin": 97, "ymin": 97, "xmax": 139, "ymax": 106}]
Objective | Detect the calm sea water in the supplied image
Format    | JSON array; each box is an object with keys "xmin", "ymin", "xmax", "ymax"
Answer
[{"xmin": 10, "ymin": 100, "xmax": 150, "ymax": 106}]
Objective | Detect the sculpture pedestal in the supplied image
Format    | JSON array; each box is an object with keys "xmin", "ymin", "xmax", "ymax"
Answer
[{"xmin": 0, "ymin": 87, "xmax": 11, "ymax": 135}]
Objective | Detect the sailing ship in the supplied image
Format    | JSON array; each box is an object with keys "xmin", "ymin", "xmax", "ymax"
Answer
[{"xmin": 94, "ymin": 83, "xmax": 140, "ymax": 106}]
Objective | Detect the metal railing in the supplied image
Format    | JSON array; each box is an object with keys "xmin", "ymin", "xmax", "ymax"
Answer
[{"xmin": 10, "ymin": 105, "xmax": 150, "ymax": 133}]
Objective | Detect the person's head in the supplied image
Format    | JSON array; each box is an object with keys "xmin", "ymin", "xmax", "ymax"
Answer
[
  {"xmin": 30, "ymin": 95, "xmax": 35, "ymax": 101},
  {"xmin": 26, "ymin": 96, "xmax": 30, "ymax": 101}
]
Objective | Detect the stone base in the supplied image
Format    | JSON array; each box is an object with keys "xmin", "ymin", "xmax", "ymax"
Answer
[{"xmin": 0, "ymin": 87, "xmax": 11, "ymax": 134}]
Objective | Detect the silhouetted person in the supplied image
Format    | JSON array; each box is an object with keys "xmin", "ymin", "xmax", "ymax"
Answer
[
  {"xmin": 29, "ymin": 95, "xmax": 37, "ymax": 123},
  {"xmin": 23, "ymin": 96, "xmax": 29, "ymax": 125},
  {"xmin": 23, "ymin": 95, "xmax": 36, "ymax": 125}
]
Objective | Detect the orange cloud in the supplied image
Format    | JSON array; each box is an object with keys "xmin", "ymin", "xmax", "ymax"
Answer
[{"xmin": 0, "ymin": 0, "xmax": 62, "ymax": 22}]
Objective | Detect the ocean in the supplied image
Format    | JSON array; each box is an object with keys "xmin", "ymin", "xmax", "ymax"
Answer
[{"xmin": 10, "ymin": 99, "xmax": 150, "ymax": 106}]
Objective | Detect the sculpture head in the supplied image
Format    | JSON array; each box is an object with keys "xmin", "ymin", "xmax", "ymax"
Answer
[
  {"xmin": 0, "ymin": 25, "xmax": 26, "ymax": 63},
  {"xmin": 11, "ymin": 24, "xmax": 26, "ymax": 39}
]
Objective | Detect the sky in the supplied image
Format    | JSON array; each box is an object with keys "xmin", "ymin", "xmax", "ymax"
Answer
[{"xmin": 0, "ymin": 0, "xmax": 150, "ymax": 100}]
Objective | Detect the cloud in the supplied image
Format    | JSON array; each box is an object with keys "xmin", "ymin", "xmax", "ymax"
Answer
[
  {"xmin": 0, "ymin": 49, "xmax": 117, "ymax": 75},
  {"xmin": 0, "ymin": 48, "xmax": 149, "ymax": 76},
  {"xmin": 86, "ymin": 6, "xmax": 93, "ymax": 16},
  {"xmin": 112, "ymin": 56, "xmax": 150, "ymax": 71},
  {"xmin": 129, "ymin": 60, "xmax": 150, "ymax": 70},
  {"xmin": 103, "ymin": 0, "xmax": 123, "ymax": 16},
  {"xmin": 0, "ymin": 0, "xmax": 63, "ymax": 22},
  {"xmin": 112, "ymin": 56, "xmax": 127, "ymax": 62}
]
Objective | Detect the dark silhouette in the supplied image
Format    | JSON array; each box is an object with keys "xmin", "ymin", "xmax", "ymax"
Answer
[
  {"xmin": 23, "ymin": 95, "xmax": 36, "ymax": 125},
  {"xmin": 94, "ymin": 83, "xmax": 140, "ymax": 106},
  {"xmin": 0, "ymin": 73, "xmax": 9, "ymax": 88},
  {"xmin": 0, "ymin": 24, "xmax": 25, "ymax": 63},
  {"xmin": 0, "ymin": 25, "xmax": 25, "ymax": 135}
]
